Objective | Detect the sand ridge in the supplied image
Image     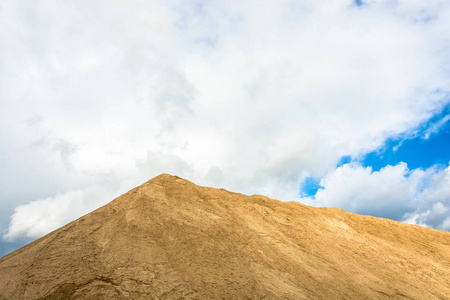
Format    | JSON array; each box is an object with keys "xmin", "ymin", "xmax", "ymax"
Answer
[{"xmin": 0, "ymin": 173, "xmax": 449, "ymax": 299}]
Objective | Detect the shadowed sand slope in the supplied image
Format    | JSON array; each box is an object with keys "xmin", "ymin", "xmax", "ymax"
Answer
[{"xmin": 0, "ymin": 174, "xmax": 449, "ymax": 299}]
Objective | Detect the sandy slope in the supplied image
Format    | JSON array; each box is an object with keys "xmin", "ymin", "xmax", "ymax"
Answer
[{"xmin": 0, "ymin": 174, "xmax": 449, "ymax": 299}]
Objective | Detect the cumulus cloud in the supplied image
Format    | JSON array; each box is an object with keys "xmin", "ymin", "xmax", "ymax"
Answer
[
  {"xmin": 1, "ymin": 0, "xmax": 450, "ymax": 244},
  {"xmin": 3, "ymin": 187, "xmax": 115, "ymax": 241},
  {"xmin": 302, "ymin": 163, "xmax": 450, "ymax": 230}
]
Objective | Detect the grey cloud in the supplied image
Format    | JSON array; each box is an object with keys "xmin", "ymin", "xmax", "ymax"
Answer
[
  {"xmin": 203, "ymin": 166, "xmax": 225, "ymax": 186},
  {"xmin": 52, "ymin": 139, "xmax": 77, "ymax": 171},
  {"xmin": 417, "ymin": 202, "xmax": 449, "ymax": 230},
  {"xmin": 136, "ymin": 151, "xmax": 194, "ymax": 180}
]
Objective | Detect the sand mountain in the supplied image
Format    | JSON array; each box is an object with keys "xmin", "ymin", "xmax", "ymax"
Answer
[{"xmin": 0, "ymin": 174, "xmax": 449, "ymax": 299}]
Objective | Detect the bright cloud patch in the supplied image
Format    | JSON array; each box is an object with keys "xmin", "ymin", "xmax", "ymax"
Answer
[
  {"xmin": 3, "ymin": 187, "xmax": 114, "ymax": 241},
  {"xmin": 302, "ymin": 163, "xmax": 450, "ymax": 231}
]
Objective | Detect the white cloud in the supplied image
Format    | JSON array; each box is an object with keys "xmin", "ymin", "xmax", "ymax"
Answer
[
  {"xmin": 302, "ymin": 163, "xmax": 450, "ymax": 230},
  {"xmin": 1, "ymin": 0, "xmax": 450, "ymax": 243},
  {"xmin": 422, "ymin": 114, "xmax": 450, "ymax": 139},
  {"xmin": 3, "ymin": 187, "xmax": 116, "ymax": 241}
]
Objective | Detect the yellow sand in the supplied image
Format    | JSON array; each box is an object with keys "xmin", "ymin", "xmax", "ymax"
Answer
[{"xmin": 0, "ymin": 174, "xmax": 449, "ymax": 299}]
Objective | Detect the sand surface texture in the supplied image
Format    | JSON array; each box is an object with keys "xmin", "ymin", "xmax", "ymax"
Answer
[{"xmin": 0, "ymin": 174, "xmax": 449, "ymax": 299}]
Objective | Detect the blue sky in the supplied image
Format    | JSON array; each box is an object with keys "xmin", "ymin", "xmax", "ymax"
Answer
[
  {"xmin": 300, "ymin": 103, "xmax": 450, "ymax": 229},
  {"xmin": 1, "ymin": 0, "xmax": 450, "ymax": 257},
  {"xmin": 300, "ymin": 106, "xmax": 450, "ymax": 198},
  {"xmin": 302, "ymin": 104, "xmax": 450, "ymax": 199},
  {"xmin": 363, "ymin": 105, "xmax": 450, "ymax": 171}
]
